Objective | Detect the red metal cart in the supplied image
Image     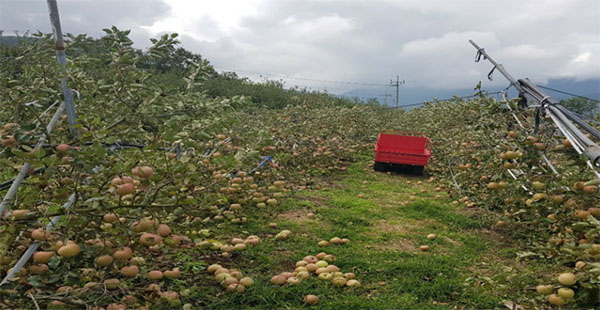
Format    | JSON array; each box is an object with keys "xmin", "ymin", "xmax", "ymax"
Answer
[{"xmin": 373, "ymin": 130, "xmax": 433, "ymax": 175}]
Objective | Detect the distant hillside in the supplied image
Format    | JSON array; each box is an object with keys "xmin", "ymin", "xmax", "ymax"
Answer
[
  {"xmin": 0, "ymin": 35, "xmax": 39, "ymax": 46},
  {"xmin": 341, "ymin": 78, "xmax": 600, "ymax": 109},
  {"xmin": 544, "ymin": 78, "xmax": 600, "ymax": 101}
]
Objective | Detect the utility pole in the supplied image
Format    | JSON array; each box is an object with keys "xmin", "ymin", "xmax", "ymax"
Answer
[{"xmin": 389, "ymin": 75, "xmax": 405, "ymax": 108}]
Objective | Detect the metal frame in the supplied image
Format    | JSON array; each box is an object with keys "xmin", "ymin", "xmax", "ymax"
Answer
[
  {"xmin": 470, "ymin": 40, "xmax": 600, "ymax": 171},
  {"xmin": 0, "ymin": 1, "xmax": 80, "ymax": 286}
]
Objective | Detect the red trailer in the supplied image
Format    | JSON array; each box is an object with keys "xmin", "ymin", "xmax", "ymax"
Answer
[{"xmin": 374, "ymin": 130, "xmax": 433, "ymax": 175}]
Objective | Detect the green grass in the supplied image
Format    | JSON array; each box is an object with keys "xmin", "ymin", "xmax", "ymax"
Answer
[{"xmin": 149, "ymin": 161, "xmax": 538, "ymax": 309}]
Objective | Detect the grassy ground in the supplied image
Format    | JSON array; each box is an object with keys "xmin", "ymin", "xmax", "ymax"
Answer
[{"xmin": 169, "ymin": 161, "xmax": 537, "ymax": 310}]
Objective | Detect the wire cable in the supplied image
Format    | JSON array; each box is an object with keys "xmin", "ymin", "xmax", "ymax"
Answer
[
  {"xmin": 213, "ymin": 66, "xmax": 390, "ymax": 87},
  {"xmin": 536, "ymin": 85, "xmax": 600, "ymax": 102}
]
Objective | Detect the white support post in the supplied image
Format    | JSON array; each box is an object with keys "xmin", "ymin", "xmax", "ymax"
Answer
[
  {"xmin": 0, "ymin": 104, "xmax": 65, "ymax": 217},
  {"xmin": 47, "ymin": 0, "xmax": 78, "ymax": 137}
]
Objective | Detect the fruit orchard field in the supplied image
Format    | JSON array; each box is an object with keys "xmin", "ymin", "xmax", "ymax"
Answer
[{"xmin": 1, "ymin": 30, "xmax": 599, "ymax": 309}]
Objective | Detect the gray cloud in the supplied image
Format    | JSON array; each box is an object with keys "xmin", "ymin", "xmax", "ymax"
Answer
[
  {"xmin": 1, "ymin": 0, "xmax": 599, "ymax": 92},
  {"xmin": 0, "ymin": 0, "xmax": 170, "ymax": 44},
  {"xmin": 166, "ymin": 0, "xmax": 599, "ymax": 91}
]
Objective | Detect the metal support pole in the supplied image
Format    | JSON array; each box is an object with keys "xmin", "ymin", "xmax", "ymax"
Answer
[
  {"xmin": 47, "ymin": 0, "xmax": 78, "ymax": 137},
  {"xmin": 0, "ymin": 104, "xmax": 65, "ymax": 217}
]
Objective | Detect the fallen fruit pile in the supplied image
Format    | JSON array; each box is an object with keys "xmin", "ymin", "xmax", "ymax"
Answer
[
  {"xmin": 206, "ymin": 264, "xmax": 254, "ymax": 293},
  {"xmin": 270, "ymin": 252, "xmax": 360, "ymax": 288}
]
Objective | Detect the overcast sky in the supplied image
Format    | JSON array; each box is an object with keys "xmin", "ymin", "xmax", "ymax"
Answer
[{"xmin": 1, "ymin": 0, "xmax": 599, "ymax": 94}]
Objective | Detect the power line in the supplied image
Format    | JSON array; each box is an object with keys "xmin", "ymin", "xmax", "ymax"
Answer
[
  {"xmin": 213, "ymin": 66, "xmax": 389, "ymax": 87},
  {"xmin": 536, "ymin": 85, "xmax": 600, "ymax": 102},
  {"xmin": 379, "ymin": 84, "xmax": 392, "ymax": 105},
  {"xmin": 341, "ymin": 90, "xmax": 383, "ymax": 96}
]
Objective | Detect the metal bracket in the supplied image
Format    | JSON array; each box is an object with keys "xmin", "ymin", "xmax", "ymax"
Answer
[{"xmin": 487, "ymin": 65, "xmax": 496, "ymax": 81}]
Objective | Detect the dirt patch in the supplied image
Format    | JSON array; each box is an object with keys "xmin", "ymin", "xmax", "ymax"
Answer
[
  {"xmin": 370, "ymin": 219, "xmax": 419, "ymax": 235},
  {"xmin": 274, "ymin": 250, "xmax": 297, "ymax": 271},
  {"xmin": 363, "ymin": 220, "xmax": 421, "ymax": 252},
  {"xmin": 458, "ymin": 206, "xmax": 496, "ymax": 222},
  {"xmin": 201, "ymin": 253, "xmax": 237, "ymax": 265},
  {"xmin": 475, "ymin": 228, "xmax": 513, "ymax": 248},
  {"xmin": 275, "ymin": 208, "xmax": 330, "ymax": 232},
  {"xmin": 277, "ymin": 209, "xmax": 312, "ymax": 222}
]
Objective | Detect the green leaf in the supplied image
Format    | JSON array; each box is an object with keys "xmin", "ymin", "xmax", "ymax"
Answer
[
  {"xmin": 35, "ymin": 148, "xmax": 46, "ymax": 159},
  {"xmin": 47, "ymin": 273, "xmax": 61, "ymax": 284},
  {"xmin": 197, "ymin": 131, "xmax": 211, "ymax": 140},
  {"xmin": 27, "ymin": 276, "xmax": 43, "ymax": 287},
  {"xmin": 10, "ymin": 149, "xmax": 29, "ymax": 159},
  {"xmin": 48, "ymin": 256, "xmax": 60, "ymax": 269}
]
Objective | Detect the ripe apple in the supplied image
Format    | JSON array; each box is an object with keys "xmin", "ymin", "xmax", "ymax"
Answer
[
  {"xmin": 239, "ymin": 277, "xmax": 254, "ymax": 287},
  {"xmin": 270, "ymin": 275, "xmax": 287, "ymax": 285},
  {"xmin": 548, "ymin": 294, "xmax": 565, "ymax": 306},
  {"xmin": 120, "ymin": 265, "xmax": 139, "ymax": 277},
  {"xmin": 113, "ymin": 247, "xmax": 133, "ymax": 260},
  {"xmin": 104, "ymin": 279, "xmax": 120, "ymax": 290},
  {"xmin": 55, "ymin": 144, "xmax": 71, "ymax": 153},
  {"xmin": 164, "ymin": 268, "xmax": 181, "ymax": 279},
  {"xmin": 557, "ymin": 288, "xmax": 574, "ymax": 299},
  {"xmin": 157, "ymin": 224, "xmax": 171, "ymax": 237},
  {"xmin": 31, "ymin": 228, "xmax": 51, "ymax": 241},
  {"xmin": 1, "ymin": 136, "xmax": 17, "ymax": 147},
  {"xmin": 116, "ymin": 183, "xmax": 135, "ymax": 196},
  {"xmin": 558, "ymin": 273, "xmax": 576, "ymax": 286},
  {"xmin": 139, "ymin": 233, "xmax": 162, "ymax": 246},
  {"xmin": 132, "ymin": 166, "xmax": 153, "ymax": 178},
  {"xmin": 304, "ymin": 295, "xmax": 318, "ymax": 305},
  {"xmin": 33, "ymin": 251, "xmax": 54, "ymax": 264},
  {"xmin": 148, "ymin": 270, "xmax": 164, "ymax": 280},
  {"xmin": 95, "ymin": 255, "xmax": 114, "ymax": 267},
  {"xmin": 57, "ymin": 242, "xmax": 80, "ymax": 258}
]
